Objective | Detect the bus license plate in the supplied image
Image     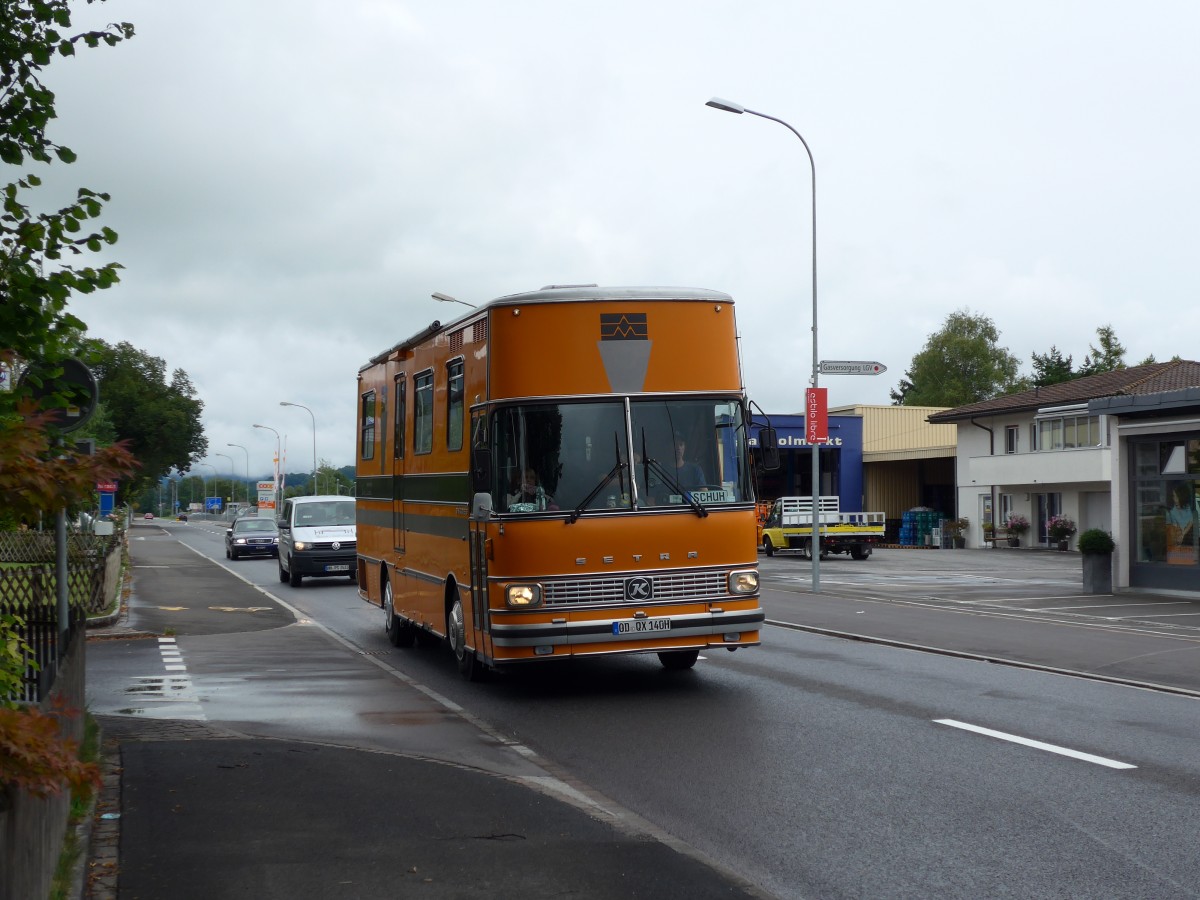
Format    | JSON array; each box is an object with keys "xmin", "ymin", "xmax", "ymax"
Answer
[
  {"xmin": 325, "ymin": 564, "xmax": 350, "ymax": 572},
  {"xmin": 612, "ymin": 618, "xmax": 671, "ymax": 635}
]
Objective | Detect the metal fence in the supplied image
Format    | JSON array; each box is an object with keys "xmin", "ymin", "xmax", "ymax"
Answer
[{"xmin": 0, "ymin": 529, "xmax": 123, "ymax": 703}]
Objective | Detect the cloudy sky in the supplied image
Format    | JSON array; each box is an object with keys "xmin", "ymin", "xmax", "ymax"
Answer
[{"xmin": 38, "ymin": 1, "xmax": 1200, "ymax": 478}]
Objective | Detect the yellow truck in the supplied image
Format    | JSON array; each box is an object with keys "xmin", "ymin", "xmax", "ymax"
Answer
[{"xmin": 760, "ymin": 496, "xmax": 885, "ymax": 560}]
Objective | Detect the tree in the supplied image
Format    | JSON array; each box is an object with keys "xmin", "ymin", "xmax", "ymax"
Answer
[
  {"xmin": 1031, "ymin": 345, "xmax": 1075, "ymax": 387},
  {"xmin": 86, "ymin": 340, "xmax": 208, "ymax": 502},
  {"xmin": 1, "ymin": 1, "xmax": 133, "ymax": 386},
  {"xmin": 1077, "ymin": 325, "xmax": 1127, "ymax": 377},
  {"xmin": 891, "ymin": 309, "xmax": 1021, "ymax": 407},
  {"xmin": 0, "ymin": 1, "xmax": 137, "ymax": 528}
]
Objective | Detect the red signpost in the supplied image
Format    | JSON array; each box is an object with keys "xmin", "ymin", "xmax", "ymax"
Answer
[{"xmin": 805, "ymin": 387, "xmax": 828, "ymax": 444}]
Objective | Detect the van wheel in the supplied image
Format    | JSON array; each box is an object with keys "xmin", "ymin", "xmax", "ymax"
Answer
[
  {"xmin": 288, "ymin": 560, "xmax": 302, "ymax": 587},
  {"xmin": 658, "ymin": 649, "xmax": 699, "ymax": 670},
  {"xmin": 277, "ymin": 557, "xmax": 288, "ymax": 583},
  {"xmin": 384, "ymin": 579, "xmax": 414, "ymax": 648},
  {"xmin": 448, "ymin": 598, "xmax": 482, "ymax": 681}
]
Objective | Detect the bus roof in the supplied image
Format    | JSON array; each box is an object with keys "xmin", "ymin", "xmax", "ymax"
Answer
[{"xmin": 363, "ymin": 285, "xmax": 734, "ymax": 369}]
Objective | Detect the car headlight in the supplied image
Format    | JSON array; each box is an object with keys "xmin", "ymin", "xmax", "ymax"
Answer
[
  {"xmin": 294, "ymin": 541, "xmax": 308, "ymax": 551},
  {"xmin": 505, "ymin": 584, "xmax": 542, "ymax": 608},
  {"xmin": 235, "ymin": 538, "xmax": 247, "ymax": 545},
  {"xmin": 728, "ymin": 570, "xmax": 758, "ymax": 594}
]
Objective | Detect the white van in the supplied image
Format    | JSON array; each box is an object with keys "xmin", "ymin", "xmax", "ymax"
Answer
[{"xmin": 276, "ymin": 495, "xmax": 357, "ymax": 587}]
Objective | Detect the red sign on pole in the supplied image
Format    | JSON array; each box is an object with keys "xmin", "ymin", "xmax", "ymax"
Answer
[
  {"xmin": 806, "ymin": 387, "xmax": 828, "ymax": 444},
  {"xmin": 96, "ymin": 481, "xmax": 118, "ymax": 492}
]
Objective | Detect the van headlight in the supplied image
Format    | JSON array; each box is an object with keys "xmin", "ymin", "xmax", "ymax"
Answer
[
  {"xmin": 505, "ymin": 584, "xmax": 542, "ymax": 608},
  {"xmin": 294, "ymin": 541, "xmax": 309, "ymax": 551},
  {"xmin": 728, "ymin": 570, "xmax": 758, "ymax": 594}
]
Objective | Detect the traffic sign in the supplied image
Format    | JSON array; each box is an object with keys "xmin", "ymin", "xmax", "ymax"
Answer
[{"xmin": 819, "ymin": 360, "xmax": 887, "ymax": 376}]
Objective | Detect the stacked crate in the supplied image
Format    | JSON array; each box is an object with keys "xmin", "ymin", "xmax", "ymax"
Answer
[{"xmin": 899, "ymin": 508, "xmax": 944, "ymax": 547}]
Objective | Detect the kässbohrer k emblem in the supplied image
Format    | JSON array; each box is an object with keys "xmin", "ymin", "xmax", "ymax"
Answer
[{"xmin": 624, "ymin": 576, "xmax": 652, "ymax": 602}]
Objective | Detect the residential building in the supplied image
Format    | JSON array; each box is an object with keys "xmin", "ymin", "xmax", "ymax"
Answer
[{"xmin": 928, "ymin": 360, "xmax": 1200, "ymax": 590}]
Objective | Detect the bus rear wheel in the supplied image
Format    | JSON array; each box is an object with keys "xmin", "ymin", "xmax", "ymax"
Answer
[
  {"xmin": 448, "ymin": 598, "xmax": 482, "ymax": 681},
  {"xmin": 658, "ymin": 649, "xmax": 699, "ymax": 670},
  {"xmin": 384, "ymin": 579, "xmax": 414, "ymax": 648}
]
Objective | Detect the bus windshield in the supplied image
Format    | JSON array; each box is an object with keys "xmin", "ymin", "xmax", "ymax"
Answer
[{"xmin": 491, "ymin": 398, "xmax": 751, "ymax": 514}]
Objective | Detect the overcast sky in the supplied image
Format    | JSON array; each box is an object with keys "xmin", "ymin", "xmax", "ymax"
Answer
[{"xmin": 38, "ymin": 0, "xmax": 1200, "ymax": 478}]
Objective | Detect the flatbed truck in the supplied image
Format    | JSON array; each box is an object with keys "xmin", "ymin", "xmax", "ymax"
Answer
[{"xmin": 760, "ymin": 496, "xmax": 885, "ymax": 560}]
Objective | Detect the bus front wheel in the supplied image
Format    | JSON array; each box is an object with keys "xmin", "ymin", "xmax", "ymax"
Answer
[
  {"xmin": 448, "ymin": 598, "xmax": 483, "ymax": 681},
  {"xmin": 658, "ymin": 649, "xmax": 699, "ymax": 670}
]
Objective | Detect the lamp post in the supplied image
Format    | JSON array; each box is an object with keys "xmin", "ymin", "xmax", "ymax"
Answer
[
  {"xmin": 195, "ymin": 463, "xmax": 216, "ymax": 516},
  {"xmin": 227, "ymin": 442, "xmax": 250, "ymax": 505},
  {"xmin": 253, "ymin": 424, "xmax": 281, "ymax": 480},
  {"xmin": 214, "ymin": 453, "xmax": 236, "ymax": 511},
  {"xmin": 280, "ymin": 401, "xmax": 317, "ymax": 495},
  {"xmin": 706, "ymin": 95, "xmax": 823, "ymax": 592}
]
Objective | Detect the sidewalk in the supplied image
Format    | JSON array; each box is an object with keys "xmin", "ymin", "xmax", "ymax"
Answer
[
  {"xmin": 84, "ymin": 715, "xmax": 765, "ymax": 900},
  {"xmin": 81, "ymin": 555, "xmax": 768, "ymax": 899}
]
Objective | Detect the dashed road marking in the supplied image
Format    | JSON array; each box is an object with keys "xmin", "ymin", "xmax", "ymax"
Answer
[{"xmin": 935, "ymin": 718, "xmax": 1136, "ymax": 770}]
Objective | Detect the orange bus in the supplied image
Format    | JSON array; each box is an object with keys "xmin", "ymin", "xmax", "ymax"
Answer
[{"xmin": 355, "ymin": 285, "xmax": 771, "ymax": 679}]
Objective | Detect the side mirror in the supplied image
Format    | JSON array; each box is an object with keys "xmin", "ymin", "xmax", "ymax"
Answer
[
  {"xmin": 225, "ymin": 528, "xmax": 232, "ymax": 535},
  {"xmin": 276, "ymin": 519, "xmax": 288, "ymax": 531},
  {"xmin": 759, "ymin": 426, "xmax": 781, "ymax": 471},
  {"xmin": 470, "ymin": 492, "xmax": 494, "ymax": 521}
]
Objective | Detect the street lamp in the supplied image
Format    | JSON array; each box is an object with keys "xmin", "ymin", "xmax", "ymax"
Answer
[
  {"xmin": 280, "ymin": 401, "xmax": 317, "ymax": 495},
  {"xmin": 214, "ymin": 453, "xmax": 236, "ymax": 510},
  {"xmin": 432, "ymin": 291, "xmax": 476, "ymax": 308},
  {"xmin": 706, "ymin": 95, "xmax": 823, "ymax": 592},
  {"xmin": 253, "ymin": 424, "xmax": 281, "ymax": 478},
  {"xmin": 227, "ymin": 442, "xmax": 250, "ymax": 505},
  {"xmin": 194, "ymin": 463, "xmax": 217, "ymax": 515}
]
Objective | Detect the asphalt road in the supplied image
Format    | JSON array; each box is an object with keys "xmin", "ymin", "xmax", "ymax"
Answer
[{"xmin": 89, "ymin": 522, "xmax": 1200, "ymax": 898}]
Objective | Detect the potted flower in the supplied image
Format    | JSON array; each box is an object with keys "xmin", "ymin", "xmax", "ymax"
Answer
[
  {"xmin": 1047, "ymin": 514, "xmax": 1076, "ymax": 550},
  {"xmin": 1005, "ymin": 513, "xmax": 1029, "ymax": 547},
  {"xmin": 946, "ymin": 517, "xmax": 969, "ymax": 549},
  {"xmin": 1078, "ymin": 528, "xmax": 1115, "ymax": 593}
]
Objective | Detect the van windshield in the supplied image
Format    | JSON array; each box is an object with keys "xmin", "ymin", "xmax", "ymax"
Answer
[{"xmin": 296, "ymin": 500, "xmax": 356, "ymax": 527}]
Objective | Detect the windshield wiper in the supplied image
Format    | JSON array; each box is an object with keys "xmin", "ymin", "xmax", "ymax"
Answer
[
  {"xmin": 636, "ymin": 430, "xmax": 707, "ymax": 518},
  {"xmin": 568, "ymin": 433, "xmax": 628, "ymax": 524},
  {"xmin": 643, "ymin": 455, "xmax": 708, "ymax": 518}
]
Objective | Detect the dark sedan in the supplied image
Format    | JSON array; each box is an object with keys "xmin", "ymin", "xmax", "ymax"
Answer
[{"xmin": 225, "ymin": 516, "xmax": 279, "ymax": 560}]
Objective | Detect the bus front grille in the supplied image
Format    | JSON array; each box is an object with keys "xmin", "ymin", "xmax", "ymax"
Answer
[{"xmin": 542, "ymin": 571, "xmax": 729, "ymax": 607}]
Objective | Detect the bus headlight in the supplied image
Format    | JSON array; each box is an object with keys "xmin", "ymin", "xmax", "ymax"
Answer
[
  {"xmin": 728, "ymin": 570, "xmax": 758, "ymax": 594},
  {"xmin": 505, "ymin": 584, "xmax": 542, "ymax": 608}
]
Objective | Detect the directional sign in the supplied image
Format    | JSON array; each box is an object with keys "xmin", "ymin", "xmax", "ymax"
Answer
[{"xmin": 819, "ymin": 360, "xmax": 887, "ymax": 376}]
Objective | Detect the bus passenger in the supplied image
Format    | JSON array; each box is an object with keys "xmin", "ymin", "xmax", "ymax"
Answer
[
  {"xmin": 674, "ymin": 438, "xmax": 707, "ymax": 488},
  {"xmin": 508, "ymin": 468, "xmax": 554, "ymax": 511}
]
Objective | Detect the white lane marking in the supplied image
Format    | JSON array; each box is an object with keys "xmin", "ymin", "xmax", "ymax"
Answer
[
  {"xmin": 1036, "ymin": 601, "xmax": 1196, "ymax": 611},
  {"xmin": 935, "ymin": 719, "xmax": 1136, "ymax": 770}
]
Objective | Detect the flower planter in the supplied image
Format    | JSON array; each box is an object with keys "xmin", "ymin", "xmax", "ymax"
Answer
[
  {"xmin": 1082, "ymin": 552, "xmax": 1113, "ymax": 593},
  {"xmin": 1057, "ymin": 540, "xmax": 1069, "ymax": 551},
  {"xmin": 1008, "ymin": 537, "xmax": 1020, "ymax": 547}
]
